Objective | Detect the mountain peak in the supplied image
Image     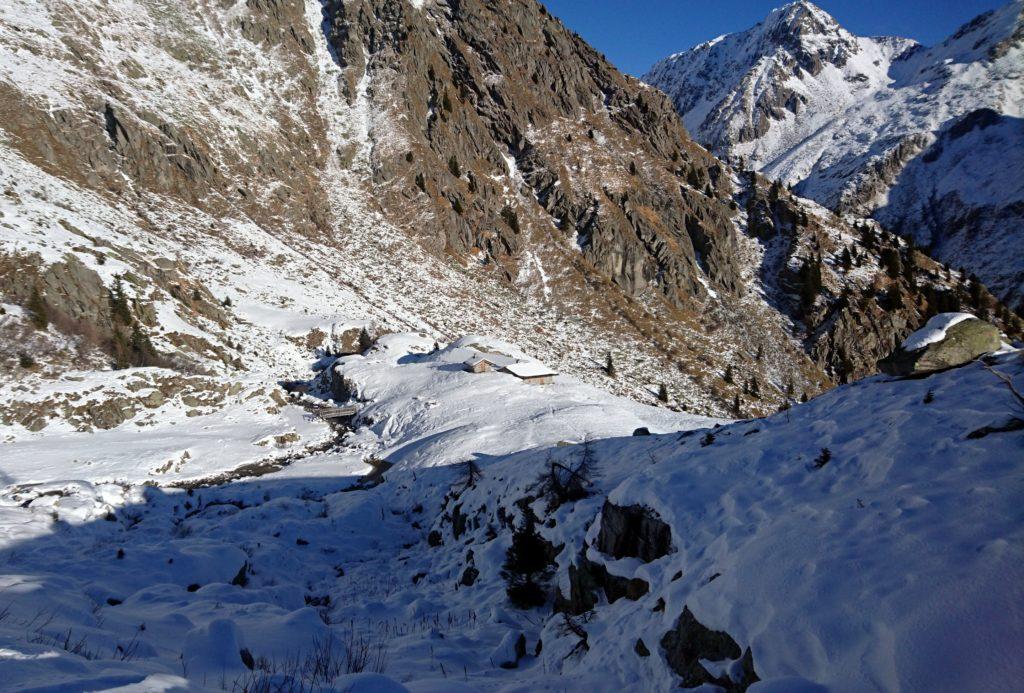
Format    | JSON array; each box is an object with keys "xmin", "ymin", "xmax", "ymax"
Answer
[
  {"xmin": 759, "ymin": 0, "xmax": 851, "ymax": 52},
  {"xmin": 765, "ymin": 1, "xmax": 841, "ymax": 36}
]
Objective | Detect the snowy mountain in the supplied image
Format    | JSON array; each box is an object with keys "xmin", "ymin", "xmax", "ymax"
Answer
[
  {"xmin": 0, "ymin": 0, "xmax": 1021, "ymax": 688},
  {"xmin": 646, "ymin": 0, "xmax": 1024, "ymax": 309}
]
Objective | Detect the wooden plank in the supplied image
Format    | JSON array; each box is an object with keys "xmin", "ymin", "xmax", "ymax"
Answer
[{"xmin": 317, "ymin": 405, "xmax": 359, "ymax": 419}]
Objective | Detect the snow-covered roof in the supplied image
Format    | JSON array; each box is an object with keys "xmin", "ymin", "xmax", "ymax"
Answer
[
  {"xmin": 463, "ymin": 352, "xmax": 516, "ymax": 368},
  {"xmin": 501, "ymin": 361, "xmax": 558, "ymax": 379},
  {"xmin": 902, "ymin": 312, "xmax": 976, "ymax": 351}
]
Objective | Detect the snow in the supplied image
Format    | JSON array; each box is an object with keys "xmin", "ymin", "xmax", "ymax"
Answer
[
  {"xmin": 0, "ymin": 325, "xmax": 1020, "ymax": 690},
  {"xmin": 500, "ymin": 361, "xmax": 557, "ymax": 379},
  {"xmin": 901, "ymin": 312, "xmax": 976, "ymax": 351},
  {"xmin": 0, "ymin": 0, "xmax": 1021, "ymax": 688}
]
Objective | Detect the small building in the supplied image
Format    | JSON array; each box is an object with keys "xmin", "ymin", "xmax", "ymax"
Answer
[
  {"xmin": 501, "ymin": 361, "xmax": 558, "ymax": 385},
  {"xmin": 463, "ymin": 351, "xmax": 516, "ymax": 373}
]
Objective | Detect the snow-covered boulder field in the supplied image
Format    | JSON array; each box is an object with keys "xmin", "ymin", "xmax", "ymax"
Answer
[{"xmin": 0, "ymin": 334, "xmax": 1021, "ymax": 690}]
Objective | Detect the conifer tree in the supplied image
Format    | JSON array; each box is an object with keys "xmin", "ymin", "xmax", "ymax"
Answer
[
  {"xmin": 501, "ymin": 514, "xmax": 553, "ymax": 608},
  {"xmin": 27, "ymin": 285, "xmax": 49, "ymax": 330}
]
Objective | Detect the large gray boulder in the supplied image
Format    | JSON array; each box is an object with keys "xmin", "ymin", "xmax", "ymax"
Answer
[{"xmin": 878, "ymin": 314, "xmax": 1001, "ymax": 376}]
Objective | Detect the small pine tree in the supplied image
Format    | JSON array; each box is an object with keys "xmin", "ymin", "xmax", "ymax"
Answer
[
  {"xmin": 629, "ymin": 161, "xmax": 638, "ymax": 176},
  {"xmin": 723, "ymin": 363, "xmax": 734, "ymax": 384},
  {"xmin": 27, "ymin": 286, "xmax": 49, "ymax": 330},
  {"xmin": 605, "ymin": 352, "xmax": 616, "ymax": 378},
  {"xmin": 448, "ymin": 155, "xmax": 461, "ymax": 178},
  {"xmin": 841, "ymin": 246, "xmax": 853, "ymax": 270},
  {"xmin": 750, "ymin": 375, "xmax": 760, "ymax": 398},
  {"xmin": 109, "ymin": 278, "xmax": 132, "ymax": 325},
  {"xmin": 800, "ymin": 392, "xmax": 809, "ymax": 403},
  {"xmin": 658, "ymin": 383, "xmax": 669, "ymax": 403},
  {"xmin": 732, "ymin": 394, "xmax": 741, "ymax": 416},
  {"xmin": 221, "ymin": 297, "xmax": 232, "ymax": 307},
  {"xmin": 812, "ymin": 448, "xmax": 832, "ymax": 469},
  {"xmin": 798, "ymin": 256, "xmax": 822, "ymax": 317},
  {"xmin": 756, "ymin": 343, "xmax": 764, "ymax": 361},
  {"xmin": 881, "ymin": 247, "xmax": 902, "ymax": 279},
  {"xmin": 191, "ymin": 287, "xmax": 202, "ymax": 302},
  {"xmin": 922, "ymin": 389, "xmax": 935, "ymax": 404},
  {"xmin": 968, "ymin": 275, "xmax": 983, "ymax": 308},
  {"xmin": 501, "ymin": 515, "xmax": 553, "ymax": 608},
  {"xmin": 458, "ymin": 459, "xmax": 482, "ymax": 491}
]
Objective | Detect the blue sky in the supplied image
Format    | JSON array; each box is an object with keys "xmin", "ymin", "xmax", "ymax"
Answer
[{"xmin": 542, "ymin": 0, "xmax": 1008, "ymax": 75}]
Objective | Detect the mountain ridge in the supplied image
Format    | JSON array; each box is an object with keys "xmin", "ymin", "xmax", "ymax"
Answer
[{"xmin": 646, "ymin": 0, "xmax": 1024, "ymax": 310}]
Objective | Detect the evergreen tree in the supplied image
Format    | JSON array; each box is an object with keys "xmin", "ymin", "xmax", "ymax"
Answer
[
  {"xmin": 750, "ymin": 375, "xmax": 760, "ymax": 398},
  {"xmin": 448, "ymin": 155, "xmax": 461, "ymax": 178},
  {"xmin": 723, "ymin": 363, "xmax": 734, "ymax": 384},
  {"xmin": 798, "ymin": 256, "xmax": 822, "ymax": 316},
  {"xmin": 841, "ymin": 246, "xmax": 853, "ymax": 270},
  {"xmin": 968, "ymin": 275, "xmax": 983, "ymax": 308},
  {"xmin": 732, "ymin": 394, "xmax": 741, "ymax": 416},
  {"xmin": 881, "ymin": 247, "xmax": 902, "ymax": 279},
  {"xmin": 27, "ymin": 285, "xmax": 49, "ymax": 330},
  {"xmin": 458, "ymin": 459, "xmax": 482, "ymax": 491},
  {"xmin": 605, "ymin": 352, "xmax": 616, "ymax": 378},
  {"xmin": 501, "ymin": 515, "xmax": 553, "ymax": 608},
  {"xmin": 658, "ymin": 383, "xmax": 669, "ymax": 403},
  {"xmin": 109, "ymin": 277, "xmax": 132, "ymax": 325}
]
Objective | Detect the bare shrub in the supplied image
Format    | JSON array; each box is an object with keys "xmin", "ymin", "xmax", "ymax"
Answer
[{"xmin": 229, "ymin": 631, "xmax": 387, "ymax": 692}]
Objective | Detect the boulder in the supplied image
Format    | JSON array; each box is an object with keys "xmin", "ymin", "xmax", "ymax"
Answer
[
  {"xmin": 661, "ymin": 606, "xmax": 759, "ymax": 691},
  {"xmin": 878, "ymin": 314, "xmax": 1001, "ymax": 376},
  {"xmin": 595, "ymin": 500, "xmax": 672, "ymax": 562}
]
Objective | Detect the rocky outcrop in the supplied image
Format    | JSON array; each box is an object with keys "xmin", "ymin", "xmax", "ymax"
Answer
[
  {"xmin": 878, "ymin": 317, "xmax": 1001, "ymax": 376},
  {"xmin": 595, "ymin": 501, "xmax": 672, "ymax": 562},
  {"xmin": 661, "ymin": 606, "xmax": 759, "ymax": 691},
  {"xmin": 555, "ymin": 551, "xmax": 650, "ymax": 615}
]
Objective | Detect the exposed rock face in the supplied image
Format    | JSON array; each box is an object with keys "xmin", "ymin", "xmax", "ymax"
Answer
[
  {"xmin": 878, "ymin": 317, "xmax": 1002, "ymax": 376},
  {"xmin": 321, "ymin": 0, "xmax": 743, "ymax": 306},
  {"xmin": 661, "ymin": 606, "xmax": 759, "ymax": 691},
  {"xmin": 556, "ymin": 551, "xmax": 649, "ymax": 615},
  {"xmin": 595, "ymin": 501, "xmax": 672, "ymax": 562}
]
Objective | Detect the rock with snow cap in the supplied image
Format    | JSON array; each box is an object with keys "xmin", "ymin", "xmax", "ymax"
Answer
[{"xmin": 878, "ymin": 313, "xmax": 1001, "ymax": 376}]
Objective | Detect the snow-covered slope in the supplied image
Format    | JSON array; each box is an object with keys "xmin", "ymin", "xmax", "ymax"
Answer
[
  {"xmin": 646, "ymin": 0, "xmax": 1024, "ymax": 308},
  {"xmin": 1, "ymin": 333, "xmax": 1020, "ymax": 690}
]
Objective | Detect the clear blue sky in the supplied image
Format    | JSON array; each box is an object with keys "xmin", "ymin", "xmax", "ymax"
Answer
[{"xmin": 542, "ymin": 0, "xmax": 1008, "ymax": 75}]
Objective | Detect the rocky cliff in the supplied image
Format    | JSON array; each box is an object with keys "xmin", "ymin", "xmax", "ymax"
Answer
[{"xmin": 1, "ymin": 0, "xmax": 1014, "ymax": 431}]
